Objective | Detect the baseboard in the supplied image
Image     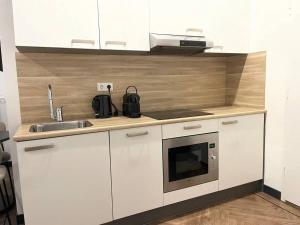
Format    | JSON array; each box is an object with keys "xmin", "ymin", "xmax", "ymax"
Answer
[
  {"xmin": 263, "ymin": 185, "xmax": 281, "ymax": 200},
  {"xmin": 18, "ymin": 180, "xmax": 263, "ymax": 225},
  {"xmin": 104, "ymin": 180, "xmax": 263, "ymax": 225},
  {"xmin": 17, "ymin": 214, "xmax": 25, "ymax": 225}
]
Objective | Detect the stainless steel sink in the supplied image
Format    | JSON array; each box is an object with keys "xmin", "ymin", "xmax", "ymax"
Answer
[{"xmin": 29, "ymin": 120, "xmax": 93, "ymax": 133}]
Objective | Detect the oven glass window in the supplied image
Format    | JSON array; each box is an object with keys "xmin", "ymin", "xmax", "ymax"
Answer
[{"xmin": 168, "ymin": 143, "xmax": 209, "ymax": 182}]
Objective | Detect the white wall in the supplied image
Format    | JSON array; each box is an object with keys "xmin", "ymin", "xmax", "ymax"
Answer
[
  {"xmin": 250, "ymin": 0, "xmax": 292, "ymax": 193},
  {"xmin": 0, "ymin": 72, "xmax": 7, "ymax": 122},
  {"xmin": 281, "ymin": 0, "xmax": 300, "ymax": 204},
  {"xmin": 0, "ymin": 72, "xmax": 4, "ymax": 96},
  {"xmin": 1, "ymin": 46, "xmax": 5, "ymax": 119},
  {"xmin": 0, "ymin": 0, "xmax": 23, "ymax": 214}
]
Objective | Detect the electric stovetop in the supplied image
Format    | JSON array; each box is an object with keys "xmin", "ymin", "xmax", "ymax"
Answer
[{"xmin": 143, "ymin": 109, "xmax": 213, "ymax": 120}]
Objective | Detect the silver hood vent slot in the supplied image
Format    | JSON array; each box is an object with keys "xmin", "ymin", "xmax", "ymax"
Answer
[{"xmin": 150, "ymin": 33, "xmax": 214, "ymax": 54}]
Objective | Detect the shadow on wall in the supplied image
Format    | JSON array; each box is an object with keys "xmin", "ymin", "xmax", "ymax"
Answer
[
  {"xmin": 0, "ymin": 42, "xmax": 7, "ymax": 124},
  {"xmin": 0, "ymin": 41, "xmax": 3, "ymax": 72},
  {"xmin": 226, "ymin": 55, "xmax": 247, "ymax": 105},
  {"xmin": 225, "ymin": 53, "xmax": 266, "ymax": 109}
]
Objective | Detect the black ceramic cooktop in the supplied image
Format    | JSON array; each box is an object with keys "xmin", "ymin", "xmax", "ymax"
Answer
[{"xmin": 143, "ymin": 109, "xmax": 213, "ymax": 120}]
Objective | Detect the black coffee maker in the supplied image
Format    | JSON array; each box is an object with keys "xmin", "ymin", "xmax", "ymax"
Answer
[
  {"xmin": 122, "ymin": 86, "xmax": 141, "ymax": 118},
  {"xmin": 92, "ymin": 94, "xmax": 118, "ymax": 118}
]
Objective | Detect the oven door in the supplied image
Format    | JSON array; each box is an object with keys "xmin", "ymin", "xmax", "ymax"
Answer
[{"xmin": 163, "ymin": 132, "xmax": 218, "ymax": 193}]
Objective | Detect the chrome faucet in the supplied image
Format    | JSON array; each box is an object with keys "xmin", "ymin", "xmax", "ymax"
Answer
[{"xmin": 48, "ymin": 84, "xmax": 63, "ymax": 122}]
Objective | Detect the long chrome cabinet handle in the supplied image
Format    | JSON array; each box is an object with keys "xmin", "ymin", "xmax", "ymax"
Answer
[
  {"xmin": 71, "ymin": 39, "xmax": 95, "ymax": 45},
  {"xmin": 105, "ymin": 41, "xmax": 127, "ymax": 46},
  {"xmin": 24, "ymin": 144, "xmax": 55, "ymax": 152},
  {"xmin": 126, "ymin": 131, "xmax": 149, "ymax": 138},
  {"xmin": 183, "ymin": 125, "xmax": 202, "ymax": 130},
  {"xmin": 222, "ymin": 120, "xmax": 238, "ymax": 125}
]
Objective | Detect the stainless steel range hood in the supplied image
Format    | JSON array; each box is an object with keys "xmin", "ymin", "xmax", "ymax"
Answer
[{"xmin": 150, "ymin": 33, "xmax": 214, "ymax": 54}]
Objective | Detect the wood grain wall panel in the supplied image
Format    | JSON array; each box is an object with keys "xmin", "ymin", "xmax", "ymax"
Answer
[
  {"xmin": 226, "ymin": 52, "xmax": 266, "ymax": 109},
  {"xmin": 16, "ymin": 52, "xmax": 265, "ymax": 123},
  {"xmin": 16, "ymin": 53, "xmax": 227, "ymax": 123}
]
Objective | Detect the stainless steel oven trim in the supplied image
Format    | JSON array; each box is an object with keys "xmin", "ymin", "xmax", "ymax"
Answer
[{"xmin": 163, "ymin": 132, "xmax": 219, "ymax": 193}]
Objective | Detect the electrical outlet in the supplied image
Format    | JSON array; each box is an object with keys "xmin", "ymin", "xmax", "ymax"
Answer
[{"xmin": 97, "ymin": 82, "xmax": 113, "ymax": 92}]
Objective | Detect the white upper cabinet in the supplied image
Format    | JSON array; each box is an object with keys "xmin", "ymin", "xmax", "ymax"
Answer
[
  {"xmin": 98, "ymin": 0, "xmax": 150, "ymax": 51},
  {"xmin": 205, "ymin": 0, "xmax": 251, "ymax": 53},
  {"xmin": 150, "ymin": 0, "xmax": 251, "ymax": 53},
  {"xmin": 12, "ymin": 0, "xmax": 100, "ymax": 49},
  {"xmin": 150, "ymin": 0, "xmax": 211, "ymax": 37},
  {"xmin": 17, "ymin": 132, "xmax": 113, "ymax": 225},
  {"xmin": 12, "ymin": 0, "xmax": 250, "ymax": 52}
]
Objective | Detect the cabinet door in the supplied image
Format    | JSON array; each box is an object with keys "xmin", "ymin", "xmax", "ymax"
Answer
[
  {"xmin": 17, "ymin": 133, "xmax": 112, "ymax": 225},
  {"xmin": 150, "ymin": 0, "xmax": 250, "ymax": 53},
  {"xmin": 162, "ymin": 119, "xmax": 218, "ymax": 139},
  {"xmin": 12, "ymin": 0, "xmax": 100, "ymax": 49},
  {"xmin": 150, "ymin": 0, "xmax": 210, "ymax": 37},
  {"xmin": 219, "ymin": 114, "xmax": 264, "ymax": 191},
  {"xmin": 98, "ymin": 0, "xmax": 150, "ymax": 51},
  {"xmin": 205, "ymin": 0, "xmax": 251, "ymax": 53},
  {"xmin": 110, "ymin": 126, "xmax": 163, "ymax": 219}
]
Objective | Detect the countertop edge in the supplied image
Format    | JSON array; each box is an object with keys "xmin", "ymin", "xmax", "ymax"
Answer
[{"xmin": 13, "ymin": 109, "xmax": 266, "ymax": 142}]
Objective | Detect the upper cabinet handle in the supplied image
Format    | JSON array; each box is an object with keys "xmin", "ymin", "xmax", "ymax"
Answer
[
  {"xmin": 222, "ymin": 120, "xmax": 238, "ymax": 125},
  {"xmin": 24, "ymin": 144, "xmax": 55, "ymax": 152},
  {"xmin": 126, "ymin": 131, "xmax": 149, "ymax": 138},
  {"xmin": 71, "ymin": 39, "xmax": 95, "ymax": 45},
  {"xmin": 186, "ymin": 28, "xmax": 204, "ymax": 34},
  {"xmin": 184, "ymin": 125, "xmax": 202, "ymax": 130},
  {"xmin": 105, "ymin": 41, "xmax": 127, "ymax": 46}
]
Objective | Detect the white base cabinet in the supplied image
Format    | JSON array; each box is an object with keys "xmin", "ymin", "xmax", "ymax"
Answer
[
  {"xmin": 16, "ymin": 113, "xmax": 265, "ymax": 224},
  {"xmin": 17, "ymin": 132, "xmax": 113, "ymax": 225},
  {"xmin": 110, "ymin": 125, "xmax": 163, "ymax": 219},
  {"xmin": 218, "ymin": 114, "xmax": 264, "ymax": 191},
  {"xmin": 162, "ymin": 119, "xmax": 218, "ymax": 139}
]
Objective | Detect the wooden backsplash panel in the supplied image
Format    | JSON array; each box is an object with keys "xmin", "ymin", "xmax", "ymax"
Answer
[
  {"xmin": 17, "ymin": 53, "xmax": 227, "ymax": 123},
  {"xmin": 226, "ymin": 52, "xmax": 266, "ymax": 108}
]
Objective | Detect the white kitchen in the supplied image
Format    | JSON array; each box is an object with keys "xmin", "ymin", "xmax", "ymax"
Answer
[{"xmin": 0, "ymin": 0, "xmax": 300, "ymax": 225}]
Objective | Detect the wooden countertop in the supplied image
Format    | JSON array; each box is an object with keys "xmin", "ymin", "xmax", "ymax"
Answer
[{"xmin": 13, "ymin": 106, "xmax": 266, "ymax": 142}]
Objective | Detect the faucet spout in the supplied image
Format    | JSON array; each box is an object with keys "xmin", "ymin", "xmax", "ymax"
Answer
[
  {"xmin": 48, "ymin": 85, "xmax": 55, "ymax": 119},
  {"xmin": 48, "ymin": 84, "xmax": 63, "ymax": 122}
]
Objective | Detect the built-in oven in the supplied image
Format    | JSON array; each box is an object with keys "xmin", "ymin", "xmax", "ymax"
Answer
[{"xmin": 163, "ymin": 132, "xmax": 218, "ymax": 193}]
